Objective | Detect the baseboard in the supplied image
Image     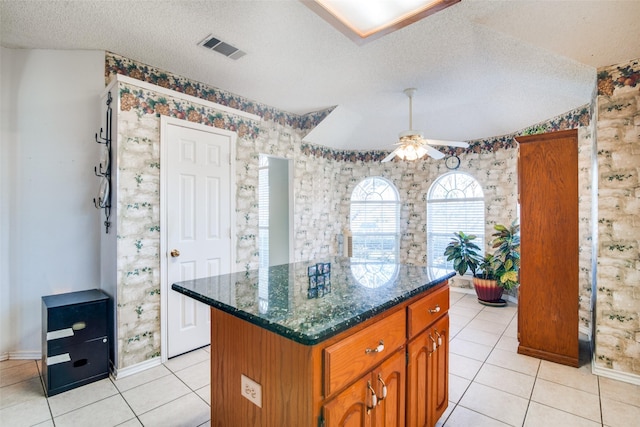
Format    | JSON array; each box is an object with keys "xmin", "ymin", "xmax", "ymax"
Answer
[
  {"xmin": 518, "ymin": 345, "xmax": 579, "ymax": 367},
  {"xmin": 111, "ymin": 356, "xmax": 162, "ymax": 380},
  {"xmin": 449, "ymin": 287, "xmax": 475, "ymax": 295},
  {"xmin": 450, "ymin": 286, "xmax": 519, "ymax": 305},
  {"xmin": 592, "ymin": 365, "xmax": 640, "ymax": 386},
  {"xmin": 3, "ymin": 351, "xmax": 41, "ymax": 360}
]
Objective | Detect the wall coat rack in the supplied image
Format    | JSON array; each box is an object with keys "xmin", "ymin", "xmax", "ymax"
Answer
[{"xmin": 94, "ymin": 92, "xmax": 112, "ymax": 233}]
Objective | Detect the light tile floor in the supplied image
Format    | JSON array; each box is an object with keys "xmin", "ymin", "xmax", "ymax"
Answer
[{"xmin": 1, "ymin": 290, "xmax": 639, "ymax": 426}]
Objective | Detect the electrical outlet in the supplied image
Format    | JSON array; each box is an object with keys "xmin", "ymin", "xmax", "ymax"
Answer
[{"xmin": 241, "ymin": 374, "xmax": 262, "ymax": 408}]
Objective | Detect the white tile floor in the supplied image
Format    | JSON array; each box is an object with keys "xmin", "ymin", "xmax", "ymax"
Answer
[{"xmin": 1, "ymin": 290, "xmax": 639, "ymax": 426}]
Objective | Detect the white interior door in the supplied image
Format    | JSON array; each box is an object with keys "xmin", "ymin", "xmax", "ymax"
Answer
[{"xmin": 165, "ymin": 121, "xmax": 233, "ymax": 358}]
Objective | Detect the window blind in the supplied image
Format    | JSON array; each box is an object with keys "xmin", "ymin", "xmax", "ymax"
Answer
[
  {"xmin": 427, "ymin": 174, "xmax": 485, "ymax": 271},
  {"xmin": 350, "ymin": 177, "xmax": 400, "ymax": 262}
]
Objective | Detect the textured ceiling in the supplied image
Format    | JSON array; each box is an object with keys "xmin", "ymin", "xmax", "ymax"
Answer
[{"xmin": 2, "ymin": 0, "xmax": 639, "ymax": 151}]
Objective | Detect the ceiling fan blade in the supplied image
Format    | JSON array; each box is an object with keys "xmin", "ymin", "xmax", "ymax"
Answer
[
  {"xmin": 381, "ymin": 147, "xmax": 401, "ymax": 163},
  {"xmin": 422, "ymin": 144, "xmax": 446, "ymax": 160},
  {"xmin": 424, "ymin": 138, "xmax": 469, "ymax": 148}
]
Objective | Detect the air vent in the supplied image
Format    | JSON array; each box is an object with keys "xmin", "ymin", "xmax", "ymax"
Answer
[{"xmin": 198, "ymin": 34, "xmax": 246, "ymax": 60}]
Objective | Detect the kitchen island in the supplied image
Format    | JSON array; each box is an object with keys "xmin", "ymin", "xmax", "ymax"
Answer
[{"xmin": 172, "ymin": 257, "xmax": 454, "ymax": 427}]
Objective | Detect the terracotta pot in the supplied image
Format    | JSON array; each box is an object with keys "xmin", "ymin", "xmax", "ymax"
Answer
[{"xmin": 473, "ymin": 277, "xmax": 504, "ymax": 302}]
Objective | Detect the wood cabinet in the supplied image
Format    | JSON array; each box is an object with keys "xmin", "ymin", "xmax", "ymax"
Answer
[
  {"xmin": 516, "ymin": 129, "xmax": 579, "ymax": 367},
  {"xmin": 208, "ymin": 282, "xmax": 449, "ymax": 426},
  {"xmin": 324, "ymin": 350, "xmax": 405, "ymax": 427},
  {"xmin": 324, "ymin": 310, "xmax": 406, "ymax": 398},
  {"xmin": 407, "ymin": 285, "xmax": 449, "ymax": 427}
]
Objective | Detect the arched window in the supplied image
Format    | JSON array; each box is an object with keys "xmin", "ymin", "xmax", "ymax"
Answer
[
  {"xmin": 350, "ymin": 177, "xmax": 400, "ymax": 262},
  {"xmin": 427, "ymin": 172, "xmax": 485, "ymax": 271}
]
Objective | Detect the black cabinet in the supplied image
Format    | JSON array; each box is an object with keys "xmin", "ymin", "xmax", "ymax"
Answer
[{"xmin": 42, "ymin": 289, "xmax": 110, "ymax": 396}]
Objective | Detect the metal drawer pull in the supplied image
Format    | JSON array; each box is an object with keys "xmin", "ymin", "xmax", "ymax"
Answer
[
  {"xmin": 434, "ymin": 330, "xmax": 443, "ymax": 346},
  {"xmin": 72, "ymin": 321, "xmax": 87, "ymax": 331},
  {"xmin": 429, "ymin": 334, "xmax": 437, "ymax": 353},
  {"xmin": 377, "ymin": 374, "xmax": 387, "ymax": 403},
  {"xmin": 428, "ymin": 304, "xmax": 441, "ymax": 314},
  {"xmin": 47, "ymin": 353, "xmax": 71, "ymax": 366},
  {"xmin": 47, "ymin": 328, "xmax": 74, "ymax": 341},
  {"xmin": 366, "ymin": 381, "xmax": 377, "ymax": 413},
  {"xmin": 365, "ymin": 340, "xmax": 384, "ymax": 354}
]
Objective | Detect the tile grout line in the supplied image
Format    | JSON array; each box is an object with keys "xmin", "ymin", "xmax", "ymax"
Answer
[
  {"xmin": 461, "ymin": 302, "xmax": 522, "ymax": 426},
  {"xmin": 457, "ymin": 297, "xmax": 565, "ymax": 426},
  {"xmin": 520, "ymin": 355, "xmax": 542, "ymax": 427},
  {"xmin": 34, "ymin": 359, "xmax": 58, "ymax": 427},
  {"xmin": 451, "ymin": 294, "xmax": 610, "ymax": 427},
  {"xmin": 109, "ymin": 376, "xmax": 144, "ymax": 427},
  {"xmin": 115, "ymin": 357, "xmax": 211, "ymax": 425},
  {"xmin": 444, "ymin": 297, "xmax": 517, "ymax": 426},
  {"xmin": 597, "ymin": 375, "xmax": 604, "ymax": 426}
]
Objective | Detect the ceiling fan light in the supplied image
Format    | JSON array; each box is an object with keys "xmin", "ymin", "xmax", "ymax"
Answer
[
  {"xmin": 404, "ymin": 145, "xmax": 418, "ymax": 160},
  {"xmin": 416, "ymin": 145, "xmax": 428, "ymax": 158}
]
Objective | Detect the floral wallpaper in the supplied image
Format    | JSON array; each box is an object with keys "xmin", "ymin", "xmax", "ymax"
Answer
[
  {"xmin": 106, "ymin": 52, "xmax": 333, "ymax": 131},
  {"xmin": 111, "ymin": 81, "xmax": 311, "ymax": 367},
  {"xmin": 300, "ymin": 105, "xmax": 590, "ymax": 163},
  {"xmin": 106, "ymin": 52, "xmax": 598, "ymax": 373},
  {"xmin": 595, "ymin": 58, "xmax": 640, "ymax": 377}
]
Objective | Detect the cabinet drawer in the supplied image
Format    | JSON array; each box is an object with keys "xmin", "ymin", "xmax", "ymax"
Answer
[
  {"xmin": 324, "ymin": 309, "xmax": 405, "ymax": 397},
  {"xmin": 407, "ymin": 285, "xmax": 449, "ymax": 338},
  {"xmin": 45, "ymin": 300, "xmax": 108, "ymax": 351},
  {"xmin": 45, "ymin": 337, "xmax": 109, "ymax": 396}
]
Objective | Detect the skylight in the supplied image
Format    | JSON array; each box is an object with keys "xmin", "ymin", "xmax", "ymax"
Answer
[{"xmin": 309, "ymin": 0, "xmax": 460, "ymax": 44}]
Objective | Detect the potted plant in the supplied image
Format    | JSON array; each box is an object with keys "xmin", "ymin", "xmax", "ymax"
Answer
[
  {"xmin": 443, "ymin": 231, "xmax": 482, "ymax": 278},
  {"xmin": 444, "ymin": 221, "xmax": 520, "ymax": 305},
  {"xmin": 473, "ymin": 253, "xmax": 504, "ymax": 303},
  {"xmin": 490, "ymin": 221, "xmax": 520, "ymax": 292}
]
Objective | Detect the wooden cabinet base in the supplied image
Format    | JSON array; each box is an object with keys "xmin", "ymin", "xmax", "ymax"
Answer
[
  {"xmin": 209, "ymin": 309, "xmax": 317, "ymax": 426},
  {"xmin": 208, "ymin": 282, "xmax": 449, "ymax": 426},
  {"xmin": 517, "ymin": 345, "xmax": 579, "ymax": 368}
]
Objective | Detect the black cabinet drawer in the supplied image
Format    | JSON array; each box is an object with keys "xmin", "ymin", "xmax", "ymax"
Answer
[
  {"xmin": 44, "ymin": 337, "xmax": 109, "ymax": 396},
  {"xmin": 41, "ymin": 289, "xmax": 111, "ymax": 396},
  {"xmin": 45, "ymin": 301, "xmax": 108, "ymax": 351},
  {"xmin": 43, "ymin": 289, "xmax": 109, "ymax": 350}
]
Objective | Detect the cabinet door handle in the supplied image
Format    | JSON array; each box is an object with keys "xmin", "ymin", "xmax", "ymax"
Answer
[
  {"xmin": 377, "ymin": 373, "xmax": 387, "ymax": 403},
  {"xmin": 366, "ymin": 380, "xmax": 377, "ymax": 413},
  {"xmin": 365, "ymin": 340, "xmax": 384, "ymax": 354},
  {"xmin": 434, "ymin": 330, "xmax": 443, "ymax": 346},
  {"xmin": 429, "ymin": 333, "xmax": 437, "ymax": 353},
  {"xmin": 428, "ymin": 304, "xmax": 441, "ymax": 314}
]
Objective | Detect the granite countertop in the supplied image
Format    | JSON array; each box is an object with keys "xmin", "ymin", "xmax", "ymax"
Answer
[{"xmin": 171, "ymin": 257, "xmax": 454, "ymax": 346}]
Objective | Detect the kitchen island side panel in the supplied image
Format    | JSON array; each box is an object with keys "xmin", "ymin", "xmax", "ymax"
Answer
[{"xmin": 209, "ymin": 307, "xmax": 318, "ymax": 426}]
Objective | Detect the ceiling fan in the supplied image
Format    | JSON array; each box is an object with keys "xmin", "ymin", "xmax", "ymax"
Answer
[{"xmin": 381, "ymin": 88, "xmax": 469, "ymax": 162}]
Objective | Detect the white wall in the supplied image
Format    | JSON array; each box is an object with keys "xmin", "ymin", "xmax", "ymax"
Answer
[{"xmin": 0, "ymin": 48, "xmax": 104, "ymax": 358}]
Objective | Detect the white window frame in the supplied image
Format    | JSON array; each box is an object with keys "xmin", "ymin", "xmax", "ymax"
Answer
[
  {"xmin": 426, "ymin": 171, "xmax": 485, "ymax": 272},
  {"xmin": 350, "ymin": 176, "xmax": 400, "ymax": 263}
]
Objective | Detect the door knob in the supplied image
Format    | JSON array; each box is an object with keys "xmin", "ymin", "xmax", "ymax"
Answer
[{"xmin": 170, "ymin": 249, "xmax": 180, "ymax": 258}]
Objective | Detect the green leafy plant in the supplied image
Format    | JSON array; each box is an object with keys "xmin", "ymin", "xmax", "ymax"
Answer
[
  {"xmin": 476, "ymin": 253, "xmax": 497, "ymax": 280},
  {"xmin": 443, "ymin": 231, "xmax": 483, "ymax": 277},
  {"xmin": 489, "ymin": 221, "xmax": 520, "ymax": 290},
  {"xmin": 444, "ymin": 221, "xmax": 520, "ymax": 290}
]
